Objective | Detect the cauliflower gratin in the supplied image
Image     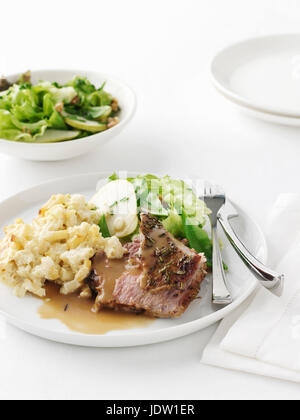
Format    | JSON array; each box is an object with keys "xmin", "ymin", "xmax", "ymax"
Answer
[{"xmin": 0, "ymin": 194, "xmax": 125, "ymax": 298}]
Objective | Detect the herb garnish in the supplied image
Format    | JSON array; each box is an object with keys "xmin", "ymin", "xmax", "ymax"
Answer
[{"xmin": 109, "ymin": 196, "xmax": 130, "ymax": 209}]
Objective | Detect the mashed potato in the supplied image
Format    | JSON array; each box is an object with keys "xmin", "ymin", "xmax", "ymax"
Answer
[{"xmin": 0, "ymin": 194, "xmax": 125, "ymax": 298}]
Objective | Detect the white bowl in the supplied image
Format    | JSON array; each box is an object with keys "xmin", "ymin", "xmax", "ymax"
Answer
[
  {"xmin": 0, "ymin": 69, "xmax": 137, "ymax": 161},
  {"xmin": 211, "ymin": 34, "xmax": 300, "ymax": 126}
]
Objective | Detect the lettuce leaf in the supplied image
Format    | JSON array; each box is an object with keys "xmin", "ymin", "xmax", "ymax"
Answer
[
  {"xmin": 12, "ymin": 102, "xmax": 43, "ymax": 122},
  {"xmin": 43, "ymin": 93, "xmax": 54, "ymax": 117},
  {"xmin": 127, "ymin": 174, "xmax": 210, "ymax": 226},
  {"xmin": 48, "ymin": 110, "xmax": 67, "ymax": 129},
  {"xmin": 10, "ymin": 115, "xmax": 47, "ymax": 135},
  {"xmin": 0, "ymin": 110, "xmax": 18, "ymax": 131},
  {"xmin": 67, "ymin": 77, "xmax": 112, "ymax": 108},
  {"xmin": 85, "ymin": 105, "xmax": 112, "ymax": 120},
  {"xmin": 0, "ymin": 110, "xmax": 47, "ymax": 141},
  {"xmin": 9, "ymin": 85, "xmax": 38, "ymax": 108},
  {"xmin": 162, "ymin": 210, "xmax": 185, "ymax": 238},
  {"xmin": 0, "ymin": 74, "xmax": 117, "ymax": 142},
  {"xmin": 0, "ymin": 94, "xmax": 12, "ymax": 111},
  {"xmin": 182, "ymin": 211, "xmax": 213, "ymax": 268},
  {"xmin": 69, "ymin": 76, "xmax": 96, "ymax": 95},
  {"xmin": 86, "ymin": 90, "xmax": 112, "ymax": 107}
]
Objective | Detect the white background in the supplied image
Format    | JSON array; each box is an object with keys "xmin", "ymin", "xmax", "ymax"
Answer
[{"xmin": 1, "ymin": 0, "xmax": 300, "ymax": 400}]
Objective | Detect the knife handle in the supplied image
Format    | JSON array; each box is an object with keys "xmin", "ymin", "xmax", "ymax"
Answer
[{"xmin": 217, "ymin": 213, "xmax": 284, "ymax": 295}]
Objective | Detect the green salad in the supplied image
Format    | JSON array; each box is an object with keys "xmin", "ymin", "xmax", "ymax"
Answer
[
  {"xmin": 92, "ymin": 174, "xmax": 215, "ymax": 268},
  {"xmin": 0, "ymin": 71, "xmax": 120, "ymax": 143}
]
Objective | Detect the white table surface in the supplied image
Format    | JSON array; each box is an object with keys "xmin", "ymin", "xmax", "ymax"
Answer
[{"xmin": 1, "ymin": 0, "xmax": 300, "ymax": 400}]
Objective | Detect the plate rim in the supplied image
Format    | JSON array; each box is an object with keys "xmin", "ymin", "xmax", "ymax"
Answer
[
  {"xmin": 213, "ymin": 82, "xmax": 300, "ymax": 126},
  {"xmin": 0, "ymin": 171, "xmax": 267, "ymax": 347},
  {"xmin": 211, "ymin": 33, "xmax": 300, "ymax": 118}
]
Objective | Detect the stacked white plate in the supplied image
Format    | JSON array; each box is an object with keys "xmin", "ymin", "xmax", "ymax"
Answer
[{"xmin": 211, "ymin": 34, "xmax": 300, "ymax": 126}]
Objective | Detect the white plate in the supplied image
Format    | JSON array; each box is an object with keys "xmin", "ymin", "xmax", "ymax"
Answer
[
  {"xmin": 0, "ymin": 172, "xmax": 267, "ymax": 347},
  {"xmin": 211, "ymin": 34, "xmax": 300, "ymax": 125},
  {"xmin": 0, "ymin": 70, "xmax": 136, "ymax": 161}
]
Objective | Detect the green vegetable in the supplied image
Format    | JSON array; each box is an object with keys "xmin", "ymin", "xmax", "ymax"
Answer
[
  {"xmin": 69, "ymin": 76, "xmax": 96, "ymax": 95},
  {"xmin": 87, "ymin": 90, "xmax": 112, "ymax": 107},
  {"xmin": 109, "ymin": 196, "xmax": 130, "ymax": 210},
  {"xmin": 0, "ymin": 94, "xmax": 11, "ymax": 110},
  {"xmin": 43, "ymin": 93, "xmax": 54, "ymax": 117},
  {"xmin": 17, "ymin": 71, "xmax": 31, "ymax": 85},
  {"xmin": 65, "ymin": 116, "xmax": 107, "ymax": 133},
  {"xmin": 108, "ymin": 173, "xmax": 119, "ymax": 182},
  {"xmin": 99, "ymin": 214, "xmax": 111, "ymax": 238},
  {"xmin": 85, "ymin": 105, "xmax": 112, "ymax": 120},
  {"xmin": 106, "ymin": 173, "xmax": 227, "ymax": 270},
  {"xmin": 49, "ymin": 112, "xmax": 67, "ymax": 129},
  {"xmin": 35, "ymin": 129, "xmax": 80, "ymax": 143},
  {"xmin": 0, "ymin": 110, "xmax": 47, "ymax": 141},
  {"xmin": 10, "ymin": 115, "xmax": 48, "ymax": 136},
  {"xmin": 12, "ymin": 102, "xmax": 42, "ymax": 122},
  {"xmin": 0, "ymin": 110, "xmax": 30, "ymax": 141},
  {"xmin": 108, "ymin": 173, "xmax": 210, "ymax": 230},
  {"xmin": 0, "ymin": 72, "xmax": 119, "ymax": 142},
  {"xmin": 126, "ymin": 174, "xmax": 210, "ymax": 225},
  {"xmin": 182, "ymin": 211, "xmax": 213, "ymax": 268},
  {"xmin": 162, "ymin": 210, "xmax": 185, "ymax": 238}
]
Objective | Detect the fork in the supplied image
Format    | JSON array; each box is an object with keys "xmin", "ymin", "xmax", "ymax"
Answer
[{"xmin": 204, "ymin": 184, "xmax": 233, "ymax": 305}]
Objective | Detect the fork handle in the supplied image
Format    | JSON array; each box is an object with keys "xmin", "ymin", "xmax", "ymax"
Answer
[
  {"xmin": 212, "ymin": 225, "xmax": 233, "ymax": 305},
  {"xmin": 218, "ymin": 213, "xmax": 284, "ymax": 294}
]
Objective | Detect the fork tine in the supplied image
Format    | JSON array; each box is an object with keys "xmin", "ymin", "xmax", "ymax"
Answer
[
  {"xmin": 210, "ymin": 184, "xmax": 223, "ymax": 196},
  {"xmin": 204, "ymin": 181, "xmax": 212, "ymax": 198},
  {"xmin": 204, "ymin": 182, "xmax": 225, "ymax": 198},
  {"xmin": 209, "ymin": 186, "xmax": 226, "ymax": 205}
]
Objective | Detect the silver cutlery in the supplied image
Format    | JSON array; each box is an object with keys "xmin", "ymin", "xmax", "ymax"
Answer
[
  {"xmin": 204, "ymin": 184, "xmax": 233, "ymax": 305},
  {"xmin": 218, "ymin": 201, "xmax": 284, "ymax": 296}
]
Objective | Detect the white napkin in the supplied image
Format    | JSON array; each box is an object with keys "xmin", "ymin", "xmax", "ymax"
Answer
[{"xmin": 201, "ymin": 194, "xmax": 300, "ymax": 383}]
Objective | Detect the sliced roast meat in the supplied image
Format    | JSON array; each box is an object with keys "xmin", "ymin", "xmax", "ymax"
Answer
[
  {"xmin": 124, "ymin": 236, "xmax": 141, "ymax": 259},
  {"xmin": 86, "ymin": 214, "xmax": 207, "ymax": 318}
]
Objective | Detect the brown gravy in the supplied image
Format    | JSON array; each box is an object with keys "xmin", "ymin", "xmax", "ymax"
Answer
[
  {"xmin": 38, "ymin": 283, "xmax": 153, "ymax": 335},
  {"xmin": 92, "ymin": 253, "xmax": 129, "ymax": 302}
]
